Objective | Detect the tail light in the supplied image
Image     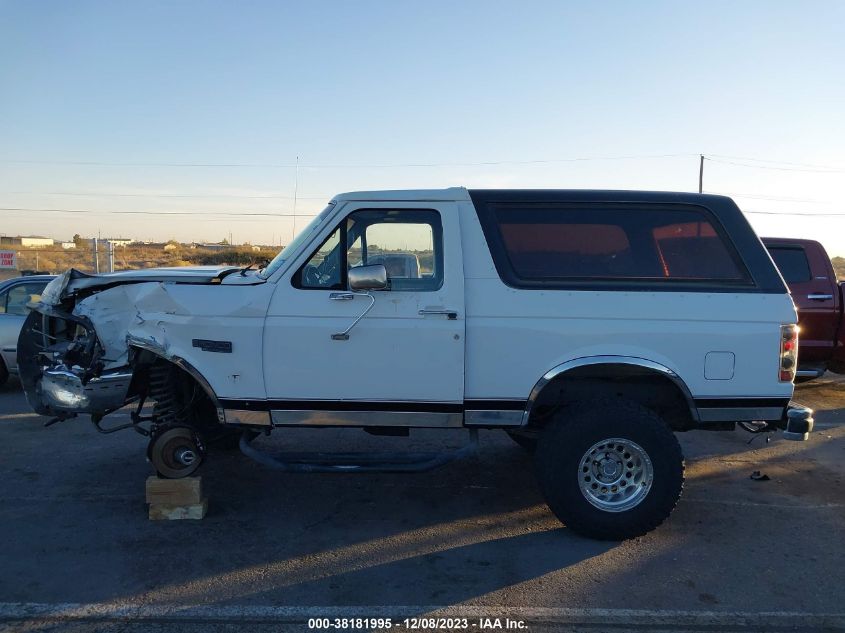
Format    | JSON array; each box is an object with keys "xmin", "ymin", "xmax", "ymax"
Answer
[{"xmin": 779, "ymin": 324, "xmax": 799, "ymax": 382}]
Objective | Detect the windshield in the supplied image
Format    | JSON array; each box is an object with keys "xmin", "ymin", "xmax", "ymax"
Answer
[{"xmin": 258, "ymin": 203, "xmax": 336, "ymax": 279}]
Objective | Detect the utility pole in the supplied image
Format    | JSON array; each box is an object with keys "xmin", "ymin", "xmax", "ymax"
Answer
[
  {"xmin": 92, "ymin": 238, "xmax": 99, "ymax": 274},
  {"xmin": 108, "ymin": 241, "xmax": 115, "ymax": 273},
  {"xmin": 292, "ymin": 155, "xmax": 299, "ymax": 239},
  {"xmin": 698, "ymin": 154, "xmax": 704, "ymax": 193}
]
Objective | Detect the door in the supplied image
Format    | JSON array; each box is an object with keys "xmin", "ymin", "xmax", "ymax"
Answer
[
  {"xmin": 767, "ymin": 244, "xmax": 838, "ymax": 364},
  {"xmin": 263, "ymin": 202, "xmax": 465, "ymax": 426},
  {"xmin": 0, "ymin": 279, "xmax": 50, "ymax": 374}
]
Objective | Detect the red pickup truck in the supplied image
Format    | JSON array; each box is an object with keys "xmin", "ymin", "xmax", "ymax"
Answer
[{"xmin": 763, "ymin": 237, "xmax": 845, "ymax": 380}]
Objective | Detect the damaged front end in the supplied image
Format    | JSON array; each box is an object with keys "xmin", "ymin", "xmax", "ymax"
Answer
[
  {"xmin": 18, "ymin": 266, "xmax": 257, "ymax": 478},
  {"xmin": 18, "ymin": 305, "xmax": 136, "ymax": 421},
  {"xmin": 17, "ymin": 266, "xmax": 241, "ymax": 423}
]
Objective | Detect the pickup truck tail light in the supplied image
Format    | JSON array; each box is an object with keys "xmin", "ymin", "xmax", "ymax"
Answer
[{"xmin": 779, "ymin": 324, "xmax": 799, "ymax": 382}]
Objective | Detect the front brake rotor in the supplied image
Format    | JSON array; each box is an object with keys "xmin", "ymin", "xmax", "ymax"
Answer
[{"xmin": 149, "ymin": 427, "xmax": 204, "ymax": 479}]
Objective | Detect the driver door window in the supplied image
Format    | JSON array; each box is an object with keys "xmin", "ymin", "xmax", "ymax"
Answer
[{"xmin": 296, "ymin": 208, "xmax": 442, "ymax": 291}]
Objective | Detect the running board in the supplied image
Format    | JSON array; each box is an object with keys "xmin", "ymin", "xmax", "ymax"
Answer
[{"xmin": 239, "ymin": 429, "xmax": 479, "ymax": 473}]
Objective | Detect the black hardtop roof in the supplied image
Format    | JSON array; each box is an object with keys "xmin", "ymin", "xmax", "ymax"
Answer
[
  {"xmin": 467, "ymin": 189, "xmax": 734, "ymax": 205},
  {"xmin": 467, "ymin": 189, "xmax": 787, "ymax": 294}
]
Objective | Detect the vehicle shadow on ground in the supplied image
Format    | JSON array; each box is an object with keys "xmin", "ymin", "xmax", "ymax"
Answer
[
  {"xmin": 1, "ymin": 411, "xmax": 618, "ymax": 608},
  {"xmin": 7, "ymin": 377, "xmax": 844, "ymax": 613},
  {"xmin": 124, "ymin": 438, "xmax": 614, "ymax": 607}
]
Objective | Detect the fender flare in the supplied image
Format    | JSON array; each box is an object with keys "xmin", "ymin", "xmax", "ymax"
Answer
[
  {"xmin": 128, "ymin": 337, "xmax": 224, "ymax": 421},
  {"xmin": 522, "ymin": 355, "xmax": 698, "ymax": 425}
]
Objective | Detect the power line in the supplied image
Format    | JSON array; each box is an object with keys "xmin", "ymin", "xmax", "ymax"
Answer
[
  {"xmin": 4, "ymin": 151, "xmax": 841, "ymax": 173},
  {"xmin": 707, "ymin": 154, "xmax": 845, "ymax": 171},
  {"xmin": 744, "ymin": 209, "xmax": 845, "ymax": 217},
  {"xmin": 1, "ymin": 246, "xmax": 281, "ymax": 254},
  {"xmin": 0, "ymin": 152, "xmax": 697, "ymax": 169},
  {"xmin": 705, "ymin": 157, "xmax": 845, "ymax": 174},
  {"xmin": 299, "ymin": 153, "xmax": 697, "ymax": 168},
  {"xmin": 0, "ymin": 207, "xmax": 319, "ymax": 218},
  {"xmin": 0, "ymin": 159, "xmax": 299, "ymax": 168},
  {"xmin": 703, "ymin": 190, "xmax": 833, "ymax": 204},
  {"xmin": 2, "ymin": 190, "xmax": 331, "ymax": 200}
]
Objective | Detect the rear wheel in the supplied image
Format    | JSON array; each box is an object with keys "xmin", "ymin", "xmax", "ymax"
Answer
[
  {"xmin": 534, "ymin": 398, "xmax": 684, "ymax": 540},
  {"xmin": 0, "ymin": 358, "xmax": 8, "ymax": 386}
]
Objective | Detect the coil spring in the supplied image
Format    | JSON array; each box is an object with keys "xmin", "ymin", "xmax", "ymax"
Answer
[{"xmin": 149, "ymin": 363, "xmax": 180, "ymax": 426}]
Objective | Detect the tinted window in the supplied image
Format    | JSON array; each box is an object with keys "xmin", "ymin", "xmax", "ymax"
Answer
[
  {"xmin": 490, "ymin": 205, "xmax": 748, "ymax": 284},
  {"xmin": 652, "ymin": 221, "xmax": 745, "ymax": 280},
  {"xmin": 768, "ymin": 247, "xmax": 812, "ymax": 283}
]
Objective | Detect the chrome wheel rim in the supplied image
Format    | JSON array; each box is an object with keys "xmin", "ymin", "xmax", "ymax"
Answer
[{"xmin": 578, "ymin": 437, "xmax": 653, "ymax": 512}]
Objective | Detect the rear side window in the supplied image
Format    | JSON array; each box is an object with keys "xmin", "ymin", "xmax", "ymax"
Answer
[
  {"xmin": 485, "ymin": 204, "xmax": 751, "ymax": 288},
  {"xmin": 767, "ymin": 247, "xmax": 812, "ymax": 283},
  {"xmin": 0, "ymin": 282, "xmax": 48, "ymax": 316}
]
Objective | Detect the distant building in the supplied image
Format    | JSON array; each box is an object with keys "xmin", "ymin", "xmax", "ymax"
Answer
[
  {"xmin": 193, "ymin": 243, "xmax": 231, "ymax": 252},
  {"xmin": 77, "ymin": 237, "xmax": 133, "ymax": 248},
  {"xmin": 0, "ymin": 236, "xmax": 55, "ymax": 247},
  {"xmin": 104, "ymin": 238, "xmax": 132, "ymax": 247},
  {"xmin": 60, "ymin": 242, "xmax": 77, "ymax": 249}
]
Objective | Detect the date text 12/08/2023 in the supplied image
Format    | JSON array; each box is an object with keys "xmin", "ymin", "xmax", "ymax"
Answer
[{"xmin": 307, "ymin": 617, "xmax": 528, "ymax": 630}]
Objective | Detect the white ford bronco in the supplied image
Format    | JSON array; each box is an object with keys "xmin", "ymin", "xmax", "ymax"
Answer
[{"xmin": 19, "ymin": 188, "xmax": 813, "ymax": 540}]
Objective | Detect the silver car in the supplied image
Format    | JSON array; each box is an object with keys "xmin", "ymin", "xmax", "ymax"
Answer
[{"xmin": 0, "ymin": 275, "xmax": 55, "ymax": 385}]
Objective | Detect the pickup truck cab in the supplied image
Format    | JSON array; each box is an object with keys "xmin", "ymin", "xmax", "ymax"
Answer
[
  {"xmin": 763, "ymin": 237, "xmax": 845, "ymax": 380},
  {"xmin": 19, "ymin": 189, "xmax": 812, "ymax": 540}
]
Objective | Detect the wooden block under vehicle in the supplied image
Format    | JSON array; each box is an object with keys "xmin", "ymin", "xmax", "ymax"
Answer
[
  {"xmin": 145, "ymin": 476, "xmax": 203, "ymax": 506},
  {"xmin": 148, "ymin": 498, "xmax": 208, "ymax": 521}
]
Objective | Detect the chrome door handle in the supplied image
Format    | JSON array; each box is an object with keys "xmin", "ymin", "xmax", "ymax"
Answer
[
  {"xmin": 419, "ymin": 308, "xmax": 458, "ymax": 320},
  {"xmin": 329, "ymin": 292, "xmax": 355, "ymax": 301},
  {"xmin": 807, "ymin": 294, "xmax": 833, "ymax": 301}
]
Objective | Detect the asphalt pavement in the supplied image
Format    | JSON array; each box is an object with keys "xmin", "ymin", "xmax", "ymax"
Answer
[{"xmin": 1, "ymin": 375, "xmax": 844, "ymax": 632}]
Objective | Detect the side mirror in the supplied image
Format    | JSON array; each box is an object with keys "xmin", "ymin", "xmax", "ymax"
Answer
[{"xmin": 349, "ymin": 264, "xmax": 388, "ymax": 292}]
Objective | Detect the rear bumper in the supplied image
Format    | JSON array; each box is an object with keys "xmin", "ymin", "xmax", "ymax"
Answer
[
  {"xmin": 777, "ymin": 404, "xmax": 814, "ymax": 441},
  {"xmin": 694, "ymin": 398, "xmax": 813, "ymax": 441}
]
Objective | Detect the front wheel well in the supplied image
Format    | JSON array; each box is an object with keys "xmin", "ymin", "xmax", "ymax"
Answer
[
  {"xmin": 127, "ymin": 349, "xmax": 229, "ymax": 439},
  {"xmin": 526, "ymin": 363, "xmax": 697, "ymax": 432}
]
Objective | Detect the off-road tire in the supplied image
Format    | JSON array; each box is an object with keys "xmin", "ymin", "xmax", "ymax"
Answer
[{"xmin": 534, "ymin": 398, "xmax": 684, "ymax": 540}]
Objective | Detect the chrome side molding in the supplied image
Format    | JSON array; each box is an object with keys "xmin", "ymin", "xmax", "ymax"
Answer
[
  {"xmin": 464, "ymin": 410, "xmax": 522, "ymax": 426},
  {"xmin": 270, "ymin": 410, "xmax": 463, "ymax": 427}
]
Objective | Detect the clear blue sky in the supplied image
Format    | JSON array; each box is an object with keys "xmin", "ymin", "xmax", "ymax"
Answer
[{"xmin": 1, "ymin": 1, "xmax": 844, "ymax": 253}]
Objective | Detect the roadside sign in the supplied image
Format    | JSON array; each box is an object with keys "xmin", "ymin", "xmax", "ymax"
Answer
[{"xmin": 0, "ymin": 250, "xmax": 17, "ymax": 269}]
